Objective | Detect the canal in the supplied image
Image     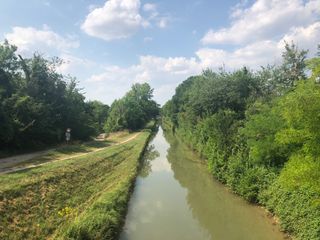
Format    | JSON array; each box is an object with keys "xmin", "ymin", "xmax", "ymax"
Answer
[{"xmin": 120, "ymin": 127, "xmax": 285, "ymax": 240}]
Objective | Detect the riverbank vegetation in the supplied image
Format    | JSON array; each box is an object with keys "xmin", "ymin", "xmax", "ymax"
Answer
[
  {"xmin": 0, "ymin": 40, "xmax": 159, "ymax": 239},
  {"xmin": 0, "ymin": 130, "xmax": 151, "ymax": 240},
  {"xmin": 0, "ymin": 41, "xmax": 109, "ymax": 151},
  {"xmin": 161, "ymin": 43, "xmax": 320, "ymax": 239},
  {"xmin": 0, "ymin": 41, "xmax": 159, "ymax": 154}
]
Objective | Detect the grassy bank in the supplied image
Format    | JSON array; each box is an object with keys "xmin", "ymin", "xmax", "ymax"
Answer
[{"xmin": 0, "ymin": 130, "xmax": 152, "ymax": 240}]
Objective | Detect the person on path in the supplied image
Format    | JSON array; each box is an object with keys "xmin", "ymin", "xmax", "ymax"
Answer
[{"xmin": 65, "ymin": 128, "xmax": 71, "ymax": 144}]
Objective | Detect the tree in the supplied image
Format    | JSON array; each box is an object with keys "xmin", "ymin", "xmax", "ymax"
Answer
[
  {"xmin": 276, "ymin": 80, "xmax": 320, "ymax": 157},
  {"xmin": 280, "ymin": 42, "xmax": 308, "ymax": 88},
  {"xmin": 104, "ymin": 83, "xmax": 159, "ymax": 132},
  {"xmin": 104, "ymin": 99, "xmax": 127, "ymax": 132},
  {"xmin": 0, "ymin": 41, "xmax": 102, "ymax": 149},
  {"xmin": 86, "ymin": 101, "xmax": 109, "ymax": 133}
]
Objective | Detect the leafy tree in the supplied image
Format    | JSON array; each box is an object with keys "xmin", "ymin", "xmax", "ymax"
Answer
[
  {"xmin": 241, "ymin": 101, "xmax": 289, "ymax": 167},
  {"xmin": 86, "ymin": 100, "xmax": 109, "ymax": 133},
  {"xmin": 276, "ymin": 80, "xmax": 320, "ymax": 156},
  {"xmin": 104, "ymin": 83, "xmax": 159, "ymax": 132},
  {"xmin": 104, "ymin": 99, "xmax": 127, "ymax": 132},
  {"xmin": 0, "ymin": 41, "xmax": 104, "ymax": 150},
  {"xmin": 280, "ymin": 42, "xmax": 308, "ymax": 88}
]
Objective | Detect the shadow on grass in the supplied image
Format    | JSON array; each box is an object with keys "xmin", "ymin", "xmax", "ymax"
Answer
[
  {"xmin": 4, "ymin": 164, "xmax": 43, "ymax": 176},
  {"xmin": 3, "ymin": 140, "xmax": 114, "ymax": 172},
  {"xmin": 55, "ymin": 140, "xmax": 112, "ymax": 155}
]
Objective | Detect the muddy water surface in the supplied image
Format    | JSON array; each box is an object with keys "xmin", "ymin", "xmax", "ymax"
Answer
[{"xmin": 120, "ymin": 127, "xmax": 285, "ymax": 240}]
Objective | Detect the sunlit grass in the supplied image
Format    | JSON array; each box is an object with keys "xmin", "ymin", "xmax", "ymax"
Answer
[
  {"xmin": 1, "ymin": 131, "xmax": 135, "ymax": 170},
  {"xmin": 0, "ymin": 131, "xmax": 151, "ymax": 240}
]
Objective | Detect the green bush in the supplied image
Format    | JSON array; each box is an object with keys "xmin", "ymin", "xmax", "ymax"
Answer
[
  {"xmin": 237, "ymin": 167, "xmax": 277, "ymax": 203},
  {"xmin": 263, "ymin": 154, "xmax": 320, "ymax": 239}
]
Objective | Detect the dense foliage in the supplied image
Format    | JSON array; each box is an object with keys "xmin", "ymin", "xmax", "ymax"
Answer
[
  {"xmin": 104, "ymin": 83, "xmax": 159, "ymax": 132},
  {"xmin": 0, "ymin": 41, "xmax": 109, "ymax": 150},
  {"xmin": 162, "ymin": 43, "xmax": 320, "ymax": 239}
]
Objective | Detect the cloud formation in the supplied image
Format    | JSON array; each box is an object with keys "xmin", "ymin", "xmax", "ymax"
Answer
[
  {"xmin": 201, "ymin": 0, "xmax": 320, "ymax": 45},
  {"xmin": 81, "ymin": 0, "xmax": 148, "ymax": 41},
  {"xmin": 85, "ymin": 17, "xmax": 320, "ymax": 104},
  {"xmin": 82, "ymin": 0, "xmax": 170, "ymax": 41},
  {"xmin": 86, "ymin": 55, "xmax": 201, "ymax": 104},
  {"xmin": 5, "ymin": 26, "xmax": 79, "ymax": 55}
]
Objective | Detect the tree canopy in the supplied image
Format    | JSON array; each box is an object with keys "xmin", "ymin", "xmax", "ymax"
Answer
[
  {"xmin": 105, "ymin": 83, "xmax": 159, "ymax": 132},
  {"xmin": 0, "ymin": 41, "xmax": 109, "ymax": 149}
]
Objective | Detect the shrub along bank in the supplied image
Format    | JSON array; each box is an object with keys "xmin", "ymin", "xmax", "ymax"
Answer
[{"xmin": 161, "ymin": 44, "xmax": 320, "ymax": 239}]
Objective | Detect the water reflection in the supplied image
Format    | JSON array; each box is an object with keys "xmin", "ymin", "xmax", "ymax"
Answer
[
  {"xmin": 140, "ymin": 144, "xmax": 160, "ymax": 178},
  {"xmin": 164, "ymin": 130, "xmax": 285, "ymax": 240},
  {"xmin": 120, "ymin": 127, "xmax": 285, "ymax": 240}
]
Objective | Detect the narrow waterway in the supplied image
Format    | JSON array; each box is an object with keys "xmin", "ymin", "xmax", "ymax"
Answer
[{"xmin": 120, "ymin": 127, "xmax": 285, "ymax": 240}]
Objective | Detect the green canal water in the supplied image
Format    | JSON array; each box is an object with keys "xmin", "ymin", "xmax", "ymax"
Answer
[{"xmin": 120, "ymin": 127, "xmax": 286, "ymax": 240}]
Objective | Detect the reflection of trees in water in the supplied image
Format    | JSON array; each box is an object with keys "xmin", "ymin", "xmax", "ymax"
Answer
[
  {"xmin": 163, "ymin": 131, "xmax": 278, "ymax": 240},
  {"xmin": 164, "ymin": 132, "xmax": 215, "ymax": 224},
  {"xmin": 140, "ymin": 144, "xmax": 160, "ymax": 178}
]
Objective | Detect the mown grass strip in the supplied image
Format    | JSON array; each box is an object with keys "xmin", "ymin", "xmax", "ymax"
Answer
[
  {"xmin": 0, "ymin": 130, "xmax": 133, "ymax": 172},
  {"xmin": 0, "ymin": 131, "xmax": 151, "ymax": 240}
]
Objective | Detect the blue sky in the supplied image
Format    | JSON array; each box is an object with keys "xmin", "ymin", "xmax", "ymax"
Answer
[{"xmin": 1, "ymin": 0, "xmax": 319, "ymax": 104}]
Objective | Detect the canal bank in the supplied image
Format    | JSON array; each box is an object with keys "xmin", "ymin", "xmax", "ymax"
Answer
[{"xmin": 120, "ymin": 127, "xmax": 286, "ymax": 240}]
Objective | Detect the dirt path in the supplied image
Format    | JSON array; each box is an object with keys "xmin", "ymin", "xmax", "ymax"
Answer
[{"xmin": 0, "ymin": 132, "xmax": 140, "ymax": 175}]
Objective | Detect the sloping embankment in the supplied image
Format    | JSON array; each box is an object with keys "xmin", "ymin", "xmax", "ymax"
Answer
[{"xmin": 0, "ymin": 130, "xmax": 153, "ymax": 240}]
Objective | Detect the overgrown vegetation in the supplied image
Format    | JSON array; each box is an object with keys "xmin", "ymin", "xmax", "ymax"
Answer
[
  {"xmin": 161, "ymin": 43, "xmax": 320, "ymax": 239},
  {"xmin": 0, "ymin": 40, "xmax": 109, "ymax": 150},
  {"xmin": 0, "ymin": 131, "xmax": 151, "ymax": 240}
]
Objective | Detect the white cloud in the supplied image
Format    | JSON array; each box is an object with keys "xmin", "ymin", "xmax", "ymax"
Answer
[
  {"xmin": 143, "ymin": 3, "xmax": 160, "ymax": 20},
  {"xmin": 196, "ymin": 41, "xmax": 280, "ymax": 70},
  {"xmin": 81, "ymin": 0, "xmax": 171, "ymax": 41},
  {"xmin": 280, "ymin": 21, "xmax": 320, "ymax": 55},
  {"xmin": 158, "ymin": 18, "xmax": 169, "ymax": 28},
  {"xmin": 81, "ymin": 0, "xmax": 149, "ymax": 41},
  {"xmin": 142, "ymin": 2, "xmax": 170, "ymax": 29},
  {"xmin": 86, "ymin": 55, "xmax": 201, "ymax": 104},
  {"xmin": 5, "ymin": 26, "xmax": 79, "ymax": 55},
  {"xmin": 143, "ymin": 3, "xmax": 157, "ymax": 12},
  {"xmin": 197, "ymin": 22, "xmax": 320, "ymax": 70},
  {"xmin": 202, "ymin": 0, "xmax": 320, "ymax": 45}
]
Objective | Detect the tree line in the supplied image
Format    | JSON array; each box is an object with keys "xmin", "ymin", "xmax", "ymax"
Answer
[
  {"xmin": 104, "ymin": 83, "xmax": 159, "ymax": 132},
  {"xmin": 161, "ymin": 43, "xmax": 320, "ymax": 240},
  {"xmin": 0, "ymin": 41, "xmax": 158, "ymax": 151}
]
